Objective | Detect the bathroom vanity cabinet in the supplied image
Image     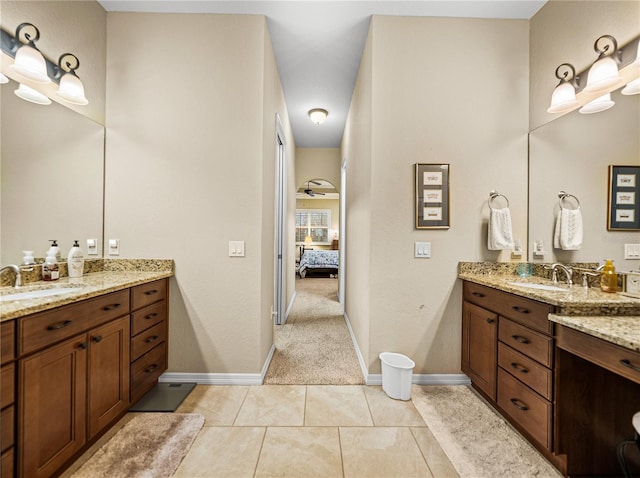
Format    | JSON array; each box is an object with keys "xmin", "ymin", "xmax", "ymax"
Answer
[{"xmin": 0, "ymin": 276, "xmax": 169, "ymax": 478}]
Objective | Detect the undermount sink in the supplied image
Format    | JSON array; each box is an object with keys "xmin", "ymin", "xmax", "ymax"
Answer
[
  {"xmin": 0, "ymin": 287, "xmax": 82, "ymax": 302},
  {"xmin": 507, "ymin": 281, "xmax": 568, "ymax": 292}
]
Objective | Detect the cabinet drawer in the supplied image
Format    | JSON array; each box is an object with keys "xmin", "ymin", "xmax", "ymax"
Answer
[
  {"xmin": 498, "ymin": 342, "xmax": 552, "ymax": 400},
  {"xmin": 1, "ymin": 322, "xmax": 15, "ymax": 365},
  {"xmin": 1, "ymin": 447, "xmax": 14, "ymax": 478},
  {"xmin": 557, "ymin": 325, "xmax": 640, "ymax": 385},
  {"xmin": 464, "ymin": 282, "xmax": 553, "ymax": 334},
  {"xmin": 499, "ymin": 318, "xmax": 553, "ymax": 367},
  {"xmin": 132, "ymin": 279, "xmax": 167, "ymax": 311},
  {"xmin": 19, "ymin": 290, "xmax": 130, "ymax": 356},
  {"xmin": 1, "ymin": 364, "xmax": 14, "ymax": 409},
  {"xmin": 497, "ymin": 368, "xmax": 552, "ymax": 449},
  {"xmin": 131, "ymin": 301, "xmax": 166, "ymax": 336},
  {"xmin": 131, "ymin": 322, "xmax": 166, "ymax": 362},
  {"xmin": 1, "ymin": 406, "xmax": 14, "ymax": 452},
  {"xmin": 131, "ymin": 342, "xmax": 166, "ymax": 403}
]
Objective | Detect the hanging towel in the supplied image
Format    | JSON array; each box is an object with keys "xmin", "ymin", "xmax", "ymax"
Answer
[
  {"xmin": 488, "ymin": 207, "xmax": 515, "ymax": 250},
  {"xmin": 554, "ymin": 207, "xmax": 583, "ymax": 250}
]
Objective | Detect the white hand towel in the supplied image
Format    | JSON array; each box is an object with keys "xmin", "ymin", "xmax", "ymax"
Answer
[
  {"xmin": 559, "ymin": 208, "xmax": 583, "ymax": 250},
  {"xmin": 488, "ymin": 207, "xmax": 514, "ymax": 250},
  {"xmin": 553, "ymin": 212, "xmax": 561, "ymax": 249}
]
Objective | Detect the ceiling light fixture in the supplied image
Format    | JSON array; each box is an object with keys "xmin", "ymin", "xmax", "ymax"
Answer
[{"xmin": 308, "ymin": 108, "xmax": 328, "ymax": 125}]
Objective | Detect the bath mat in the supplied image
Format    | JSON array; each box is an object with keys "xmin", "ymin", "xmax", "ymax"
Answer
[{"xmin": 71, "ymin": 413, "xmax": 204, "ymax": 478}]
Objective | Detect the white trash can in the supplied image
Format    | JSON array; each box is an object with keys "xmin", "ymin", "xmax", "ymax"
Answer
[{"xmin": 379, "ymin": 352, "xmax": 415, "ymax": 401}]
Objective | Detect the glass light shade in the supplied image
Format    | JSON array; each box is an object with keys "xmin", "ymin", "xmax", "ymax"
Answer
[
  {"xmin": 579, "ymin": 93, "xmax": 614, "ymax": 114},
  {"xmin": 14, "ymin": 83, "xmax": 51, "ymax": 105},
  {"xmin": 547, "ymin": 82, "xmax": 579, "ymax": 113},
  {"xmin": 583, "ymin": 56, "xmax": 623, "ymax": 94},
  {"xmin": 56, "ymin": 72, "xmax": 89, "ymax": 105},
  {"xmin": 9, "ymin": 45, "xmax": 51, "ymax": 84},
  {"xmin": 0, "ymin": 72, "xmax": 9, "ymax": 84},
  {"xmin": 304, "ymin": 235, "xmax": 313, "ymax": 244},
  {"xmin": 622, "ymin": 77, "xmax": 640, "ymax": 95},
  {"xmin": 309, "ymin": 108, "xmax": 328, "ymax": 125}
]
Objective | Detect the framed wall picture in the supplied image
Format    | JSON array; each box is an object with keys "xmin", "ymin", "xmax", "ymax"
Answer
[
  {"xmin": 415, "ymin": 163, "xmax": 450, "ymax": 229},
  {"xmin": 608, "ymin": 165, "xmax": 640, "ymax": 231}
]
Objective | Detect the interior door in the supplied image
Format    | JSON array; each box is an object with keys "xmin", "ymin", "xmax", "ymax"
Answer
[{"xmin": 274, "ymin": 114, "xmax": 287, "ymax": 325}]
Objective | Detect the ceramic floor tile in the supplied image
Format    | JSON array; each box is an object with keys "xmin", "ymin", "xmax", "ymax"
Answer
[
  {"xmin": 234, "ymin": 385, "xmax": 306, "ymax": 426},
  {"xmin": 305, "ymin": 385, "xmax": 373, "ymax": 426},
  {"xmin": 340, "ymin": 427, "xmax": 432, "ymax": 478},
  {"xmin": 175, "ymin": 385, "xmax": 249, "ymax": 426},
  {"xmin": 363, "ymin": 386, "xmax": 426, "ymax": 426},
  {"xmin": 254, "ymin": 427, "xmax": 343, "ymax": 478},
  {"xmin": 173, "ymin": 426, "xmax": 265, "ymax": 478},
  {"xmin": 411, "ymin": 427, "xmax": 460, "ymax": 477}
]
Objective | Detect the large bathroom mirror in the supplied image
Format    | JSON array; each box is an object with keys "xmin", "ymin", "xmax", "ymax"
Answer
[
  {"xmin": 528, "ymin": 89, "xmax": 640, "ymax": 268},
  {"xmin": 1, "ymin": 79, "xmax": 104, "ymax": 265}
]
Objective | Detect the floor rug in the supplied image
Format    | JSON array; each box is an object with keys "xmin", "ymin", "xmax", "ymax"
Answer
[
  {"xmin": 411, "ymin": 385, "xmax": 561, "ymax": 478},
  {"xmin": 71, "ymin": 413, "xmax": 204, "ymax": 478}
]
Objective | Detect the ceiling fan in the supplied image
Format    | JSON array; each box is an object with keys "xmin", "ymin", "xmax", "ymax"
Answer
[{"xmin": 303, "ymin": 180, "xmax": 325, "ymax": 197}]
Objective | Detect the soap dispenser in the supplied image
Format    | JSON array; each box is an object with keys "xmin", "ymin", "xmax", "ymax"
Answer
[
  {"xmin": 43, "ymin": 249, "xmax": 59, "ymax": 281},
  {"xmin": 67, "ymin": 240, "xmax": 85, "ymax": 278},
  {"xmin": 47, "ymin": 240, "xmax": 62, "ymax": 262},
  {"xmin": 600, "ymin": 259, "xmax": 618, "ymax": 293}
]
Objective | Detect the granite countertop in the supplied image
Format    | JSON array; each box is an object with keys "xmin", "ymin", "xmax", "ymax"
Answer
[
  {"xmin": 0, "ymin": 269, "xmax": 173, "ymax": 321},
  {"xmin": 549, "ymin": 314, "xmax": 640, "ymax": 353}
]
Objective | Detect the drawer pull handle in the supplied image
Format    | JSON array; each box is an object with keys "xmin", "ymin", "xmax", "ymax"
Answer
[
  {"xmin": 511, "ymin": 335, "xmax": 530, "ymax": 344},
  {"xmin": 144, "ymin": 313, "xmax": 159, "ymax": 320},
  {"xmin": 102, "ymin": 303, "xmax": 121, "ymax": 311},
  {"xmin": 620, "ymin": 359, "xmax": 640, "ymax": 372},
  {"xmin": 486, "ymin": 318, "xmax": 495, "ymax": 324},
  {"xmin": 144, "ymin": 290, "xmax": 159, "ymax": 296},
  {"xmin": 145, "ymin": 335, "xmax": 159, "ymax": 343},
  {"xmin": 510, "ymin": 398, "xmax": 529, "ymax": 411},
  {"xmin": 471, "ymin": 292, "xmax": 486, "ymax": 298},
  {"xmin": 78, "ymin": 341, "xmax": 89, "ymax": 350},
  {"xmin": 512, "ymin": 306, "xmax": 530, "ymax": 314},
  {"xmin": 144, "ymin": 364, "xmax": 158, "ymax": 373},
  {"xmin": 510, "ymin": 362, "xmax": 529, "ymax": 373},
  {"xmin": 93, "ymin": 335, "xmax": 103, "ymax": 343},
  {"xmin": 47, "ymin": 320, "xmax": 72, "ymax": 331}
]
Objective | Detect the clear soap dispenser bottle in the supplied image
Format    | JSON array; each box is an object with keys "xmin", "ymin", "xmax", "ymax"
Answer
[{"xmin": 600, "ymin": 259, "xmax": 618, "ymax": 293}]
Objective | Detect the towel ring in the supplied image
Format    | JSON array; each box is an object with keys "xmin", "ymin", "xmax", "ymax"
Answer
[
  {"xmin": 489, "ymin": 190, "xmax": 509, "ymax": 210},
  {"xmin": 558, "ymin": 191, "xmax": 580, "ymax": 209}
]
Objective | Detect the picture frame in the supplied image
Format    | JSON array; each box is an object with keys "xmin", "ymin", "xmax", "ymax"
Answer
[
  {"xmin": 608, "ymin": 165, "xmax": 640, "ymax": 231},
  {"xmin": 415, "ymin": 163, "xmax": 449, "ymax": 229}
]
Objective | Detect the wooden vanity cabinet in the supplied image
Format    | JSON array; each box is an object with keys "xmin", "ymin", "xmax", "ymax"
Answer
[
  {"xmin": 1, "ymin": 321, "xmax": 16, "ymax": 478},
  {"xmin": 462, "ymin": 281, "xmax": 557, "ymax": 457}
]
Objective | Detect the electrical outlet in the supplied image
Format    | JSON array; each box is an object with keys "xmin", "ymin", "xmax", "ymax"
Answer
[
  {"xmin": 108, "ymin": 239, "xmax": 120, "ymax": 256},
  {"xmin": 86, "ymin": 238, "xmax": 98, "ymax": 255}
]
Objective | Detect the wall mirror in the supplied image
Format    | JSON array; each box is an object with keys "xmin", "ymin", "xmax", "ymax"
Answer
[
  {"xmin": 1, "ymin": 79, "xmax": 104, "ymax": 265},
  {"xmin": 528, "ymin": 89, "xmax": 640, "ymax": 267}
]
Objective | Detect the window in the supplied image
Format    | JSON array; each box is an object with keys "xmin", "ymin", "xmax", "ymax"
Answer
[{"xmin": 296, "ymin": 209, "xmax": 331, "ymax": 244}]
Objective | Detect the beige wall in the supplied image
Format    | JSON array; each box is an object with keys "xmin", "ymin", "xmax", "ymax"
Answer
[
  {"xmin": 343, "ymin": 16, "xmax": 529, "ymax": 374},
  {"xmin": 0, "ymin": 1, "xmax": 106, "ymax": 124},
  {"xmin": 296, "ymin": 148, "xmax": 341, "ymax": 192},
  {"xmin": 105, "ymin": 12, "xmax": 292, "ymax": 374}
]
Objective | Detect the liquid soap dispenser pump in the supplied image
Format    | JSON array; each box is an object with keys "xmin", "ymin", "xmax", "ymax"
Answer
[
  {"xmin": 67, "ymin": 240, "xmax": 85, "ymax": 278},
  {"xmin": 43, "ymin": 241, "xmax": 60, "ymax": 281},
  {"xmin": 47, "ymin": 240, "xmax": 62, "ymax": 262},
  {"xmin": 600, "ymin": 259, "xmax": 618, "ymax": 293}
]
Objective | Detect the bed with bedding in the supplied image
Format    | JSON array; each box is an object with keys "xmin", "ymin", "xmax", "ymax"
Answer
[{"xmin": 298, "ymin": 250, "xmax": 339, "ymax": 278}]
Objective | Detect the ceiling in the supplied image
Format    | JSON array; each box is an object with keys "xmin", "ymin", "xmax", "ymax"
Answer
[{"xmin": 98, "ymin": 0, "xmax": 547, "ymax": 148}]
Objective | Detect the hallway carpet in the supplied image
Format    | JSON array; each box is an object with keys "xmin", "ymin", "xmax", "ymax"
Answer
[{"xmin": 264, "ymin": 278, "xmax": 364, "ymax": 384}]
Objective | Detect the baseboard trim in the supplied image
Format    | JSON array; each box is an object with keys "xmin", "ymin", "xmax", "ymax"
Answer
[
  {"xmin": 261, "ymin": 343, "xmax": 276, "ymax": 382},
  {"xmin": 343, "ymin": 311, "xmax": 369, "ymax": 381},
  {"xmin": 365, "ymin": 373, "xmax": 471, "ymax": 386}
]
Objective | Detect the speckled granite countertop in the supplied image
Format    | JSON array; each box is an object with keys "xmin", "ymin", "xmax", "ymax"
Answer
[
  {"xmin": 1, "ymin": 260, "xmax": 174, "ymax": 321},
  {"xmin": 549, "ymin": 314, "xmax": 640, "ymax": 353}
]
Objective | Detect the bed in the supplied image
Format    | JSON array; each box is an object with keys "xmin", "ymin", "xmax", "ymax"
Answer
[{"xmin": 298, "ymin": 250, "xmax": 339, "ymax": 278}]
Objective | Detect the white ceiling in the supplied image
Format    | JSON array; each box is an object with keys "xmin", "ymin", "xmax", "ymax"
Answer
[{"xmin": 98, "ymin": 1, "xmax": 546, "ymax": 148}]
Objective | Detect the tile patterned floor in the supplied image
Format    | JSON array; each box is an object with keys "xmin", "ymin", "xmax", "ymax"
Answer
[{"xmin": 172, "ymin": 384, "xmax": 458, "ymax": 478}]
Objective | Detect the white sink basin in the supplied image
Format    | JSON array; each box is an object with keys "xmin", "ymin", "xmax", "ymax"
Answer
[
  {"xmin": 0, "ymin": 287, "xmax": 81, "ymax": 302},
  {"xmin": 507, "ymin": 282, "xmax": 568, "ymax": 292}
]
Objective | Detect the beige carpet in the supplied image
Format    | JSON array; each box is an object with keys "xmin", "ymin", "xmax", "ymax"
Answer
[
  {"xmin": 411, "ymin": 385, "xmax": 561, "ymax": 478},
  {"xmin": 71, "ymin": 413, "xmax": 204, "ymax": 478},
  {"xmin": 264, "ymin": 277, "xmax": 364, "ymax": 384}
]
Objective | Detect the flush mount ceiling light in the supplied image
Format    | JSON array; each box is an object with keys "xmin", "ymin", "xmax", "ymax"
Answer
[
  {"xmin": 14, "ymin": 83, "xmax": 51, "ymax": 105},
  {"xmin": 584, "ymin": 35, "xmax": 623, "ymax": 94},
  {"xmin": 547, "ymin": 63, "xmax": 579, "ymax": 113},
  {"xmin": 579, "ymin": 93, "xmax": 614, "ymax": 114},
  {"xmin": 7, "ymin": 23, "xmax": 51, "ymax": 84},
  {"xmin": 308, "ymin": 108, "xmax": 328, "ymax": 125},
  {"xmin": 55, "ymin": 53, "xmax": 88, "ymax": 105}
]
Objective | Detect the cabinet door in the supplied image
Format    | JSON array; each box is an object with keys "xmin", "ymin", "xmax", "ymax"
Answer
[
  {"xmin": 462, "ymin": 301, "xmax": 497, "ymax": 400},
  {"xmin": 87, "ymin": 316, "xmax": 130, "ymax": 439},
  {"xmin": 19, "ymin": 335, "xmax": 87, "ymax": 478}
]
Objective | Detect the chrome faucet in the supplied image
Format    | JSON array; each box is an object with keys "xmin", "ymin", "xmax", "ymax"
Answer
[
  {"xmin": 551, "ymin": 263, "xmax": 574, "ymax": 285},
  {"xmin": 0, "ymin": 264, "xmax": 22, "ymax": 288}
]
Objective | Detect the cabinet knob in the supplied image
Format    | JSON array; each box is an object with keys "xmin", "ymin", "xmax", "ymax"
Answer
[
  {"xmin": 78, "ymin": 342, "xmax": 89, "ymax": 350},
  {"xmin": 486, "ymin": 318, "xmax": 495, "ymax": 324},
  {"xmin": 93, "ymin": 335, "xmax": 103, "ymax": 343}
]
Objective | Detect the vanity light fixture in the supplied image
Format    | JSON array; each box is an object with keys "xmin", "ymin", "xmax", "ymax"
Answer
[
  {"xmin": 584, "ymin": 35, "xmax": 623, "ymax": 94},
  {"xmin": 308, "ymin": 108, "xmax": 328, "ymax": 125},
  {"xmin": 621, "ymin": 39, "xmax": 640, "ymax": 95},
  {"xmin": 547, "ymin": 63, "xmax": 579, "ymax": 113},
  {"xmin": 579, "ymin": 92, "xmax": 614, "ymax": 115},
  {"xmin": 7, "ymin": 23, "xmax": 51, "ymax": 84},
  {"xmin": 14, "ymin": 83, "xmax": 51, "ymax": 105},
  {"xmin": 55, "ymin": 53, "xmax": 89, "ymax": 105}
]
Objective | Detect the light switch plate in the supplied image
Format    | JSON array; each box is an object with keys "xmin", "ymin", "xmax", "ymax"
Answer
[
  {"xmin": 624, "ymin": 243, "xmax": 640, "ymax": 259},
  {"xmin": 229, "ymin": 241, "xmax": 245, "ymax": 257},
  {"xmin": 108, "ymin": 239, "xmax": 120, "ymax": 256},
  {"xmin": 414, "ymin": 242, "xmax": 431, "ymax": 258},
  {"xmin": 86, "ymin": 238, "xmax": 98, "ymax": 255}
]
